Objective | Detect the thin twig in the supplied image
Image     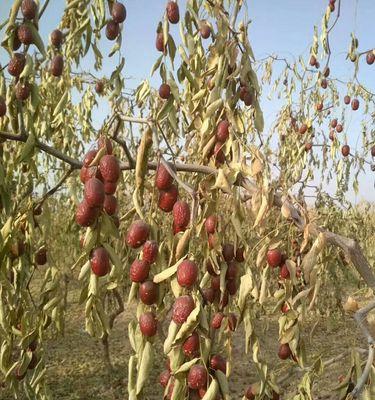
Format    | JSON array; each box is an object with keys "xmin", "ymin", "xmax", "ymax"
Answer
[{"xmin": 38, "ymin": 0, "xmax": 51, "ymax": 19}]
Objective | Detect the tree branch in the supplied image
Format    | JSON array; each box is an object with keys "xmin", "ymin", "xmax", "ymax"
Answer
[
  {"xmin": 352, "ymin": 345, "xmax": 375, "ymax": 398},
  {"xmin": 241, "ymin": 178, "xmax": 375, "ymax": 291}
]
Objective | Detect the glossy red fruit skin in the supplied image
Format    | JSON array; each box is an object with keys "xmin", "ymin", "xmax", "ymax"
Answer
[
  {"xmin": 272, "ymin": 391, "xmax": 280, "ymax": 400},
  {"xmin": 84, "ymin": 177, "xmax": 105, "ymax": 208},
  {"xmin": 158, "ymin": 184, "xmax": 178, "ymax": 212},
  {"xmin": 216, "ymin": 120, "xmax": 230, "ymax": 142},
  {"xmin": 278, "ymin": 343, "xmax": 292, "ymax": 360},
  {"xmin": 177, "ymin": 260, "xmax": 198, "ymax": 288},
  {"xmin": 155, "ymin": 163, "xmax": 173, "ymax": 190},
  {"xmin": 156, "ymin": 32, "xmax": 165, "ymax": 52},
  {"xmin": 351, "ymin": 98, "xmax": 359, "ymax": 111},
  {"xmin": 344, "ymin": 95, "xmax": 351, "ymax": 105},
  {"xmin": 139, "ymin": 312, "xmax": 157, "ymax": 337},
  {"xmin": 266, "ymin": 248, "xmax": 282, "ymax": 268},
  {"xmin": 211, "ymin": 312, "xmax": 224, "ymax": 329},
  {"xmin": 17, "ymin": 24, "xmax": 33, "ymax": 45},
  {"xmin": 309, "ymin": 55, "xmax": 317, "ymax": 66},
  {"xmin": 207, "ymin": 233, "xmax": 217, "ymax": 249},
  {"xmin": 142, "ymin": 240, "xmax": 158, "ymax": 263},
  {"xmin": 281, "ymin": 303, "xmax": 289, "ymax": 313},
  {"xmin": 130, "ymin": 259, "xmax": 150, "ymax": 282},
  {"xmin": 227, "ymin": 313, "xmax": 237, "ymax": 331},
  {"xmin": 51, "ymin": 55, "xmax": 64, "ymax": 77},
  {"xmin": 202, "ymin": 287, "xmax": 215, "ymax": 304},
  {"xmin": 50, "ymin": 29, "xmax": 63, "ymax": 47},
  {"xmin": 336, "ymin": 124, "xmax": 343, "ymax": 133},
  {"xmin": 21, "ymin": 0, "xmax": 37, "ymax": 20},
  {"xmin": 210, "ymin": 354, "xmax": 226, "ymax": 374},
  {"xmin": 200, "ymin": 23, "xmax": 211, "ymax": 39},
  {"xmin": 90, "ymin": 247, "xmax": 110, "ymax": 277},
  {"xmin": 226, "ymin": 279, "xmax": 238, "ymax": 295},
  {"xmin": 83, "ymin": 149, "xmax": 98, "ymax": 167},
  {"xmin": 219, "ymin": 290, "xmax": 229, "ymax": 309},
  {"xmin": 159, "ymin": 83, "xmax": 171, "ymax": 99},
  {"xmin": 139, "ymin": 280, "xmax": 158, "ymax": 305},
  {"xmin": 331, "ymin": 119, "xmax": 338, "ymax": 129},
  {"xmin": 316, "ymin": 102, "xmax": 323, "ymax": 112},
  {"xmin": 172, "ymin": 295, "xmax": 195, "ymax": 324},
  {"xmin": 35, "ymin": 248, "xmax": 47, "ymax": 265},
  {"xmin": 95, "ymin": 81, "xmax": 104, "ymax": 94},
  {"xmin": 211, "ymin": 275, "xmax": 220, "ymax": 290},
  {"xmin": 103, "ymin": 194, "xmax": 117, "ymax": 215},
  {"xmin": 371, "ymin": 145, "xmax": 375, "ymax": 157},
  {"xmin": 235, "ymin": 247, "xmax": 245, "ymax": 262},
  {"xmin": 204, "ymin": 215, "xmax": 217, "ymax": 234},
  {"xmin": 239, "ymin": 86, "xmax": 248, "ymax": 101},
  {"xmin": 166, "ymin": 1, "xmax": 180, "ymax": 24},
  {"xmin": 126, "ymin": 220, "xmax": 150, "ymax": 248},
  {"xmin": 106, "ymin": 20, "xmax": 119, "ymax": 40},
  {"xmin": 222, "ymin": 243, "xmax": 234, "ymax": 263},
  {"xmin": 187, "ymin": 365, "xmax": 207, "ymax": 390},
  {"xmin": 280, "ymin": 264, "xmax": 290, "ymax": 279},
  {"xmin": 159, "ymin": 369, "xmax": 170, "ymax": 387},
  {"xmin": 99, "ymin": 155, "xmax": 120, "ymax": 183},
  {"xmin": 0, "ymin": 96, "xmax": 6, "ymax": 117},
  {"xmin": 8, "ymin": 53, "xmax": 26, "ymax": 77},
  {"xmin": 182, "ymin": 332, "xmax": 200, "ymax": 358},
  {"xmin": 245, "ymin": 385, "xmax": 256, "ymax": 400},
  {"xmin": 341, "ymin": 145, "xmax": 350, "ymax": 157},
  {"xmin": 243, "ymin": 90, "xmax": 253, "ymax": 107},
  {"xmin": 80, "ymin": 166, "xmax": 93, "ymax": 184},
  {"xmin": 103, "ymin": 180, "xmax": 116, "ymax": 195},
  {"xmin": 75, "ymin": 201, "xmax": 99, "ymax": 227},
  {"xmin": 15, "ymin": 82, "xmax": 30, "ymax": 101},
  {"xmin": 111, "ymin": 2, "xmax": 126, "ymax": 23},
  {"xmin": 173, "ymin": 201, "xmax": 190, "ymax": 228},
  {"xmin": 213, "ymin": 141, "xmax": 225, "ymax": 164},
  {"xmin": 366, "ymin": 51, "xmax": 375, "ymax": 65},
  {"xmin": 225, "ymin": 261, "xmax": 238, "ymax": 281},
  {"xmin": 173, "ymin": 221, "xmax": 185, "ymax": 235}
]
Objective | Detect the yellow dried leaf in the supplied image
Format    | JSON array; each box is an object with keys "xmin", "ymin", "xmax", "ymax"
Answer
[{"xmin": 343, "ymin": 296, "xmax": 359, "ymax": 313}]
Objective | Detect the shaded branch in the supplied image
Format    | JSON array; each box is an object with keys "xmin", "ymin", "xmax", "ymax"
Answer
[{"xmin": 352, "ymin": 345, "xmax": 375, "ymax": 398}]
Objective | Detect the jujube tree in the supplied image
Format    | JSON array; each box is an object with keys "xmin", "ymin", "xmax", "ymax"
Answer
[{"xmin": 0, "ymin": 0, "xmax": 374, "ymax": 399}]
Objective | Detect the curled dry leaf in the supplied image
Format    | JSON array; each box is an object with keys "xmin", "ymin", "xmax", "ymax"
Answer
[
  {"xmin": 343, "ymin": 296, "xmax": 359, "ymax": 313},
  {"xmin": 251, "ymin": 158, "xmax": 263, "ymax": 176},
  {"xmin": 301, "ymin": 232, "xmax": 326, "ymax": 283},
  {"xmin": 281, "ymin": 199, "xmax": 293, "ymax": 219},
  {"xmin": 135, "ymin": 127, "xmax": 153, "ymax": 199}
]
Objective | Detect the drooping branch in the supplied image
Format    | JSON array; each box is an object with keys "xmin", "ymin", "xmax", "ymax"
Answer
[
  {"xmin": 350, "ymin": 300, "xmax": 375, "ymax": 397},
  {"xmin": 37, "ymin": 168, "xmax": 73, "ymax": 204},
  {"xmin": 1, "ymin": 128, "xmax": 373, "ymax": 292}
]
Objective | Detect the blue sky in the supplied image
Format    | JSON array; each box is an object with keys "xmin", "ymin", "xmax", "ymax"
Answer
[{"xmin": 1, "ymin": 0, "xmax": 374, "ymax": 202}]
